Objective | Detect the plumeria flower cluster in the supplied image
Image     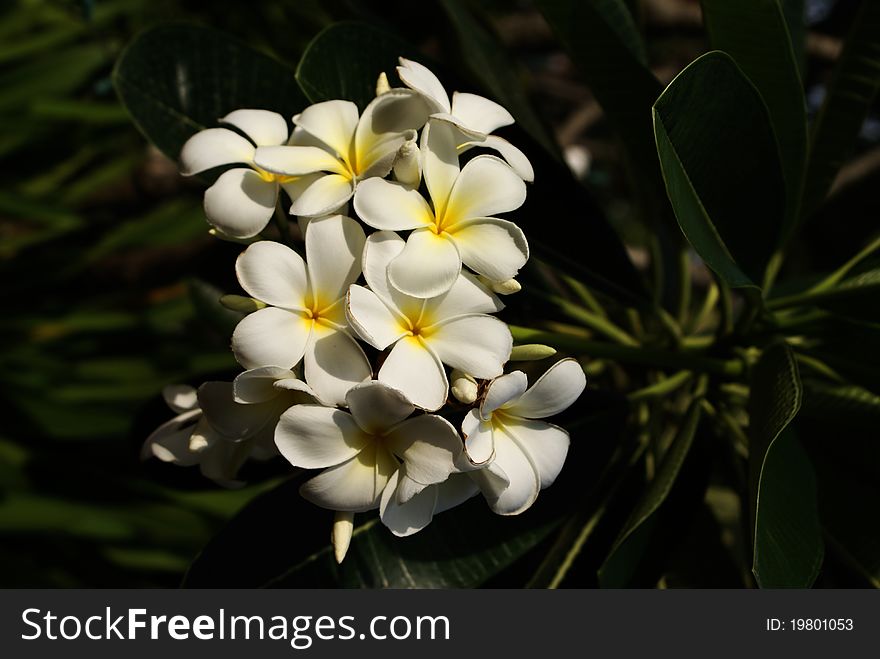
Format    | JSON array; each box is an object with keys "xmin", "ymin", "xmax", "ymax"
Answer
[{"xmin": 144, "ymin": 58, "xmax": 586, "ymax": 562}]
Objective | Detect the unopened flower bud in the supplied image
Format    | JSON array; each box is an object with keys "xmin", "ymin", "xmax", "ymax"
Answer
[
  {"xmin": 510, "ymin": 344, "xmax": 557, "ymax": 361},
  {"xmin": 451, "ymin": 369, "xmax": 478, "ymax": 404},
  {"xmin": 375, "ymin": 71, "xmax": 391, "ymax": 96},
  {"xmin": 332, "ymin": 511, "xmax": 355, "ymax": 564},
  {"xmin": 393, "ymin": 140, "xmax": 421, "ymax": 187},
  {"xmin": 478, "ymin": 275, "xmax": 521, "ymax": 295},
  {"xmin": 220, "ymin": 294, "xmax": 266, "ymax": 314}
]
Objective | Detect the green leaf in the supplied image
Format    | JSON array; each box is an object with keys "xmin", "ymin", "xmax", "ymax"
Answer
[
  {"xmin": 653, "ymin": 51, "xmax": 786, "ymax": 289},
  {"xmin": 702, "ymin": 0, "xmax": 808, "ymax": 243},
  {"xmin": 534, "ymin": 0, "xmax": 662, "ymax": 189},
  {"xmin": 781, "ymin": 0, "xmax": 807, "ymax": 76},
  {"xmin": 801, "ymin": 0, "xmax": 880, "ymax": 220},
  {"xmin": 598, "ymin": 399, "xmax": 703, "ymax": 588},
  {"xmin": 295, "ymin": 22, "xmax": 419, "ymax": 110},
  {"xmin": 113, "ymin": 22, "xmax": 308, "ymax": 160},
  {"xmin": 438, "ymin": 0, "xmax": 559, "ymax": 157},
  {"xmin": 748, "ymin": 342, "xmax": 823, "ymax": 587},
  {"xmin": 184, "ymin": 477, "xmax": 565, "ymax": 588},
  {"xmin": 801, "ymin": 379, "xmax": 880, "ymax": 428}
]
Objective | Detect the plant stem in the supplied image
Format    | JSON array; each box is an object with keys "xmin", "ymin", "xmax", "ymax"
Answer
[
  {"xmin": 809, "ymin": 234, "xmax": 880, "ymax": 292},
  {"xmin": 627, "ymin": 370, "xmax": 693, "ymax": 402},
  {"xmin": 547, "ymin": 295, "xmax": 639, "ymax": 346},
  {"xmin": 689, "ymin": 280, "xmax": 719, "ymax": 334},
  {"xmin": 716, "ymin": 276, "xmax": 734, "ymax": 338},
  {"xmin": 510, "ymin": 326, "xmax": 744, "ymax": 377},
  {"xmin": 561, "ymin": 274, "xmax": 608, "ymax": 318},
  {"xmin": 676, "ymin": 248, "xmax": 692, "ymax": 326}
]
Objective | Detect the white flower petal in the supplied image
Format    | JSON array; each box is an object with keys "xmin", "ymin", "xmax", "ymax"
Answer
[
  {"xmin": 360, "ymin": 231, "xmax": 424, "ymax": 320},
  {"xmin": 388, "ymin": 228, "xmax": 461, "ymax": 298},
  {"xmin": 289, "ymin": 173, "xmax": 354, "ymax": 217},
  {"xmin": 461, "ymin": 408, "xmax": 495, "ymax": 465},
  {"xmin": 179, "ymin": 128, "xmax": 255, "ymax": 175},
  {"xmin": 479, "ymin": 429, "xmax": 540, "ymax": 515},
  {"xmin": 303, "ymin": 324, "xmax": 372, "ymax": 407},
  {"xmin": 198, "ymin": 381, "xmax": 273, "ymax": 439},
  {"xmin": 504, "ymin": 418, "xmax": 570, "ymax": 489},
  {"xmin": 378, "ymin": 336, "xmax": 448, "ymax": 411},
  {"xmin": 142, "ymin": 409, "xmax": 201, "ymax": 464},
  {"xmin": 300, "ymin": 443, "xmax": 398, "ymax": 512},
  {"xmin": 220, "ymin": 109, "xmax": 289, "ymax": 147},
  {"xmin": 445, "ymin": 155, "xmax": 526, "ymax": 222},
  {"xmin": 397, "ymin": 57, "xmax": 450, "ymax": 113},
  {"xmin": 420, "ymin": 119, "xmax": 460, "ymax": 214},
  {"xmin": 253, "ymin": 145, "xmax": 347, "ymax": 176},
  {"xmin": 162, "ymin": 384, "xmax": 198, "ymax": 413},
  {"xmin": 304, "ymin": 214, "xmax": 365, "ymax": 307},
  {"xmin": 275, "ymin": 404, "xmax": 369, "ymax": 469},
  {"xmin": 233, "ymin": 366, "xmax": 298, "ymax": 403},
  {"xmin": 481, "ymin": 371, "xmax": 528, "ymax": 420},
  {"xmin": 204, "ymin": 168, "xmax": 277, "ymax": 239},
  {"xmin": 232, "ymin": 307, "xmax": 312, "ymax": 369},
  {"xmin": 450, "ymin": 91, "xmax": 514, "ymax": 134},
  {"xmin": 355, "ymin": 90, "xmax": 428, "ymax": 176},
  {"xmin": 425, "ymin": 314, "xmax": 511, "ymax": 379},
  {"xmin": 235, "ymin": 240, "xmax": 310, "ymax": 310},
  {"xmin": 346, "ymin": 285, "xmax": 409, "ymax": 350},
  {"xmin": 279, "ymin": 172, "xmax": 324, "ymax": 202},
  {"xmin": 474, "ymin": 134, "xmax": 534, "ymax": 182},
  {"xmin": 346, "ymin": 380, "xmax": 414, "ymax": 435},
  {"xmin": 380, "ymin": 470, "xmax": 438, "ymax": 537},
  {"xmin": 385, "ymin": 414, "xmax": 461, "ymax": 486},
  {"xmin": 435, "ymin": 473, "xmax": 480, "ymax": 513},
  {"xmin": 507, "ymin": 358, "xmax": 587, "ymax": 419},
  {"xmin": 450, "ymin": 217, "xmax": 529, "ymax": 282},
  {"xmin": 353, "ymin": 177, "xmax": 434, "ymax": 231},
  {"xmin": 425, "ymin": 270, "xmax": 503, "ymax": 319},
  {"xmin": 293, "ymin": 99, "xmax": 359, "ymax": 160}
]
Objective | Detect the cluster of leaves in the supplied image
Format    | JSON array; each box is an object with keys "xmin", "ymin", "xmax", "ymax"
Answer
[{"xmin": 4, "ymin": 0, "xmax": 880, "ymax": 588}]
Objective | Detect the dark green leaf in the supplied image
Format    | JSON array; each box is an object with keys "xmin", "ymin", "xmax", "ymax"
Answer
[
  {"xmin": 653, "ymin": 51, "xmax": 786, "ymax": 289},
  {"xmin": 801, "ymin": 1, "xmax": 880, "ymax": 221},
  {"xmin": 748, "ymin": 342, "xmax": 823, "ymax": 587},
  {"xmin": 801, "ymin": 379, "xmax": 880, "ymax": 428},
  {"xmin": 184, "ymin": 476, "xmax": 565, "ymax": 588},
  {"xmin": 813, "ymin": 268, "xmax": 880, "ymax": 322},
  {"xmin": 295, "ymin": 22, "xmax": 418, "ymax": 110},
  {"xmin": 781, "ymin": 0, "xmax": 806, "ymax": 77},
  {"xmin": 598, "ymin": 399, "xmax": 703, "ymax": 587},
  {"xmin": 702, "ymin": 0, "xmax": 807, "ymax": 243},
  {"xmin": 113, "ymin": 23, "xmax": 308, "ymax": 160},
  {"xmin": 439, "ymin": 0, "xmax": 559, "ymax": 157}
]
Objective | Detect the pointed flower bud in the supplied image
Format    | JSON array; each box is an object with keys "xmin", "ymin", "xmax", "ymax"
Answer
[
  {"xmin": 220, "ymin": 294, "xmax": 266, "ymax": 314},
  {"xmin": 510, "ymin": 344, "xmax": 557, "ymax": 361},
  {"xmin": 392, "ymin": 139, "xmax": 421, "ymax": 187},
  {"xmin": 332, "ymin": 511, "xmax": 355, "ymax": 564},
  {"xmin": 477, "ymin": 275, "xmax": 522, "ymax": 295},
  {"xmin": 450, "ymin": 369, "xmax": 478, "ymax": 404},
  {"xmin": 375, "ymin": 71, "xmax": 391, "ymax": 96}
]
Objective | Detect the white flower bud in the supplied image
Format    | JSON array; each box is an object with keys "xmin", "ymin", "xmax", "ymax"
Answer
[
  {"xmin": 393, "ymin": 140, "xmax": 421, "ymax": 187},
  {"xmin": 219, "ymin": 294, "xmax": 266, "ymax": 314},
  {"xmin": 332, "ymin": 511, "xmax": 355, "ymax": 564},
  {"xmin": 450, "ymin": 369, "xmax": 478, "ymax": 404},
  {"xmin": 510, "ymin": 344, "xmax": 557, "ymax": 361},
  {"xmin": 478, "ymin": 275, "xmax": 521, "ymax": 295},
  {"xmin": 375, "ymin": 71, "xmax": 391, "ymax": 96}
]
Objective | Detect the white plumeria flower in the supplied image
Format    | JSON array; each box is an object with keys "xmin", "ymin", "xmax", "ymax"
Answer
[
  {"xmin": 462, "ymin": 359, "xmax": 587, "ymax": 515},
  {"xmin": 231, "ymin": 215, "xmax": 371, "ymax": 407},
  {"xmin": 346, "ymin": 231, "xmax": 512, "ymax": 411},
  {"xmin": 142, "ymin": 378, "xmax": 313, "ymax": 486},
  {"xmin": 397, "ymin": 57, "xmax": 534, "ymax": 181},
  {"xmin": 380, "ymin": 470, "xmax": 479, "ymax": 537},
  {"xmin": 353, "ymin": 120, "xmax": 529, "ymax": 298},
  {"xmin": 275, "ymin": 381, "xmax": 462, "ymax": 526},
  {"xmin": 252, "ymin": 92, "xmax": 428, "ymax": 217},
  {"xmin": 179, "ymin": 109, "xmax": 317, "ymax": 239}
]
